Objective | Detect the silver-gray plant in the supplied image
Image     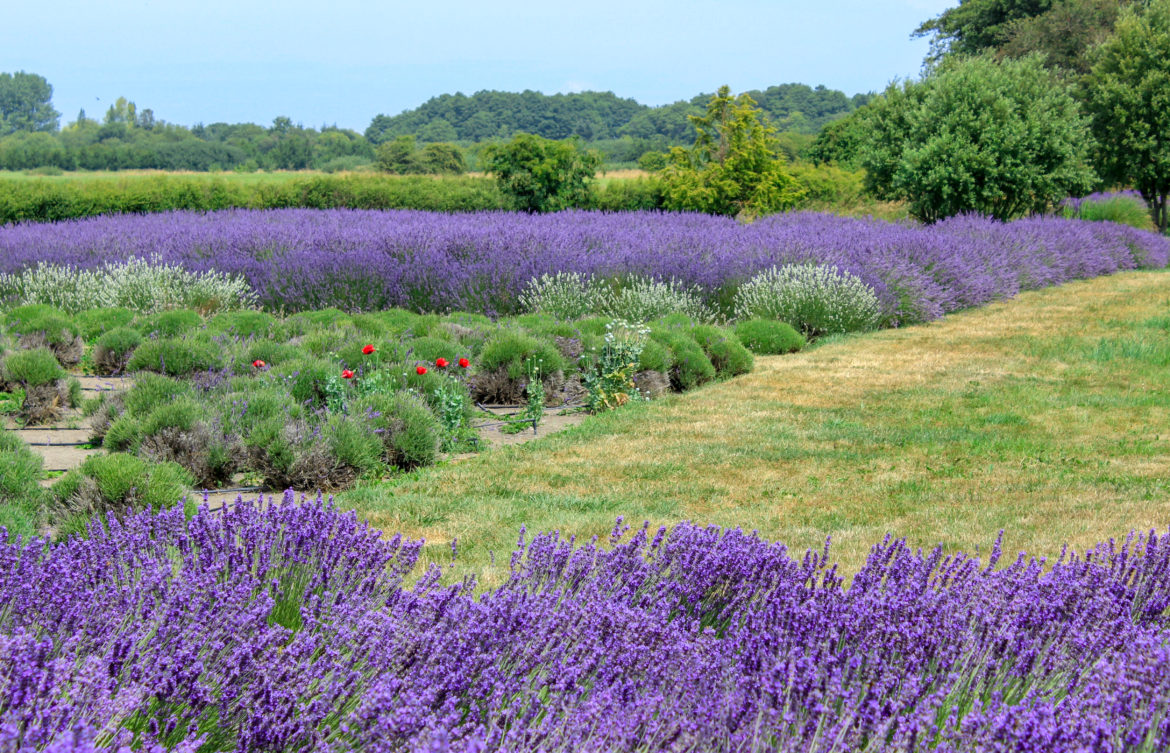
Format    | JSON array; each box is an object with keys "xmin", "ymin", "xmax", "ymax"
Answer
[
  {"xmin": 733, "ymin": 264, "xmax": 881, "ymax": 337},
  {"xmin": 518, "ymin": 272, "xmax": 601, "ymax": 320},
  {"xmin": 597, "ymin": 276, "xmax": 714, "ymax": 324},
  {"xmin": 0, "ymin": 256, "xmax": 257, "ymax": 314}
]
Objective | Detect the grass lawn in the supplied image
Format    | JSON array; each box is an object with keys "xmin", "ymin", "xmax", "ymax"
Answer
[{"xmin": 340, "ymin": 268, "xmax": 1170, "ymax": 586}]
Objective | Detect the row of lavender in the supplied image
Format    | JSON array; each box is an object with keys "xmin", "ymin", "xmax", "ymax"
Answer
[
  {"xmin": 2, "ymin": 495, "xmax": 1169, "ymax": 752},
  {"xmin": 1, "ymin": 209, "xmax": 1166, "ymax": 322}
]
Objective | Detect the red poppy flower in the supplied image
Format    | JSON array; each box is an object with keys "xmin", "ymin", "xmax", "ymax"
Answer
[
  {"xmin": 435, "ymin": 357, "xmax": 449, "ymax": 368},
  {"xmin": 416, "ymin": 366, "xmax": 427, "ymax": 375},
  {"xmin": 252, "ymin": 359, "xmax": 266, "ymax": 368},
  {"xmin": 341, "ymin": 369, "xmax": 355, "ymax": 379},
  {"xmin": 458, "ymin": 357, "xmax": 470, "ymax": 368},
  {"xmin": 362, "ymin": 344, "xmax": 376, "ymax": 355}
]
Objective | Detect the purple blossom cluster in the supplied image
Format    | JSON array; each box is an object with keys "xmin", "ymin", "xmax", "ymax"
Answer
[
  {"xmin": 4, "ymin": 495, "xmax": 1170, "ymax": 752},
  {"xmin": 0, "ymin": 209, "xmax": 1165, "ymax": 322}
]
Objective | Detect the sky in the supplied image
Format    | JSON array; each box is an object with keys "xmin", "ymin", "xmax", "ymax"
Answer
[{"xmin": 1, "ymin": 0, "xmax": 956, "ymax": 133}]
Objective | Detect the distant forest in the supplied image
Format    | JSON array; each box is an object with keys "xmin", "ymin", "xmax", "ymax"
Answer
[
  {"xmin": 0, "ymin": 74, "xmax": 868, "ymax": 172},
  {"xmin": 365, "ymin": 85, "xmax": 871, "ymax": 144}
]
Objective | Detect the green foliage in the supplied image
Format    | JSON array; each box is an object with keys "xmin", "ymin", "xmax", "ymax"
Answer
[
  {"xmin": 662, "ymin": 86, "xmax": 804, "ymax": 218},
  {"xmin": 480, "ymin": 331, "xmax": 565, "ymax": 379},
  {"xmin": 636, "ymin": 338, "xmax": 672, "ymax": 373},
  {"xmin": 140, "ymin": 399, "xmax": 202, "ymax": 436},
  {"xmin": 137, "ymin": 309, "xmax": 203, "ymax": 338},
  {"xmin": 690, "ymin": 325, "xmax": 754, "ymax": 378},
  {"xmin": 807, "ymin": 114, "xmax": 870, "ymax": 169},
  {"xmin": 997, "ymin": 0, "xmax": 1125, "ymax": 74},
  {"xmin": 75, "ymin": 307, "xmax": 136, "ymax": 341},
  {"xmin": 0, "ymin": 428, "xmax": 46, "ymax": 538},
  {"xmin": 95, "ymin": 326, "xmax": 143, "ymax": 356},
  {"xmin": 734, "ymin": 319, "xmax": 806, "ymax": 354},
  {"xmin": 283, "ymin": 357, "xmax": 335, "ymax": 409},
  {"xmin": 637, "ymin": 151, "xmax": 668, "ymax": 171},
  {"xmin": 126, "ymin": 338, "xmax": 222, "ymax": 376},
  {"xmin": 584, "ymin": 321, "xmax": 648, "ymax": 412},
  {"xmin": 3, "ymin": 347, "xmax": 63, "ymax": 386},
  {"xmin": 324, "ymin": 414, "xmax": 383, "ymax": 477},
  {"xmin": 0, "ymin": 71, "xmax": 59, "ymax": 135},
  {"xmin": 858, "ymin": 54, "xmax": 1096, "ymax": 222},
  {"xmin": 103, "ymin": 413, "xmax": 142, "ymax": 452},
  {"xmin": 71, "ymin": 452, "xmax": 193, "ymax": 513},
  {"xmin": 123, "ymin": 373, "xmax": 195, "ymax": 417},
  {"xmin": 914, "ymin": 0, "xmax": 1056, "ymax": 59},
  {"xmin": 484, "ymin": 133, "xmax": 602, "ymax": 213},
  {"xmin": 206, "ymin": 310, "xmax": 278, "ymax": 338},
  {"xmin": 405, "ymin": 337, "xmax": 461, "ymax": 364},
  {"xmin": 354, "ymin": 391, "xmax": 441, "ymax": 470},
  {"xmin": 3, "ymin": 304, "xmax": 68, "ymax": 334},
  {"xmin": 1087, "ymin": 0, "xmax": 1170, "ymax": 232},
  {"xmin": 788, "ymin": 163, "xmax": 866, "ymax": 208},
  {"xmin": 1061, "ymin": 195, "xmax": 1156, "ymax": 231},
  {"xmin": 419, "ymin": 143, "xmax": 466, "ymax": 175}
]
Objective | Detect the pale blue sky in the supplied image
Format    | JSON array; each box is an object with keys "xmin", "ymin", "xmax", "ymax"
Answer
[{"xmin": 1, "ymin": 0, "xmax": 955, "ymax": 132}]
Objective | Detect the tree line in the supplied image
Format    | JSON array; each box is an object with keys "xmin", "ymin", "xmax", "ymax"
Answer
[{"xmin": 0, "ymin": 77, "xmax": 866, "ymax": 173}]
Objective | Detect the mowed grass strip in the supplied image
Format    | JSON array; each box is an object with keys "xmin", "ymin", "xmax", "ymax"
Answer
[{"xmin": 341, "ymin": 269, "xmax": 1170, "ymax": 586}]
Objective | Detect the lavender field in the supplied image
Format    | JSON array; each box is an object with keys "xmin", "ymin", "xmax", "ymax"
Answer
[
  {"xmin": 1, "ymin": 209, "xmax": 1166, "ymax": 321},
  {"xmin": 3, "ymin": 494, "xmax": 1170, "ymax": 752}
]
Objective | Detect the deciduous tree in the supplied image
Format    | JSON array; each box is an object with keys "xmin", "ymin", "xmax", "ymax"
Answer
[
  {"xmin": 858, "ymin": 55, "xmax": 1096, "ymax": 222},
  {"xmin": 661, "ymin": 86, "xmax": 804, "ymax": 218},
  {"xmin": 1087, "ymin": 0, "xmax": 1170, "ymax": 231}
]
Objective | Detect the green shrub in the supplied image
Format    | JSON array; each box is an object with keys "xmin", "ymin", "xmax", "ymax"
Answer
[
  {"xmin": 637, "ymin": 338, "xmax": 673, "ymax": 373},
  {"xmin": 336, "ymin": 340, "xmax": 406, "ymax": 369},
  {"xmin": 74, "ymin": 307, "xmax": 136, "ymax": 341},
  {"xmin": 652, "ymin": 331, "xmax": 716, "ymax": 391},
  {"xmin": 103, "ymin": 413, "xmax": 142, "ymax": 452},
  {"xmin": 282, "ymin": 358, "xmax": 335, "ymax": 408},
  {"xmin": 229, "ymin": 341, "xmax": 305, "ymax": 374},
  {"xmin": 405, "ymin": 336, "xmax": 461, "ymax": 364},
  {"xmin": 296, "ymin": 330, "xmax": 352, "ymax": 358},
  {"xmin": 136, "ymin": 309, "xmax": 203, "ymax": 338},
  {"xmin": 93, "ymin": 326, "xmax": 143, "ymax": 375},
  {"xmin": 325, "ymin": 414, "xmax": 384, "ymax": 476},
  {"xmin": 11, "ymin": 312, "xmax": 78, "ymax": 345},
  {"xmin": 441, "ymin": 311, "xmax": 493, "ymax": 328},
  {"xmin": 734, "ymin": 319, "xmax": 806, "ymax": 354},
  {"xmin": 3, "ymin": 303, "xmax": 63, "ymax": 332},
  {"xmin": 0, "ymin": 429, "xmax": 46, "ymax": 538},
  {"xmin": 65, "ymin": 377, "xmax": 81, "ymax": 408},
  {"xmin": 355, "ymin": 309, "xmax": 438, "ymax": 337},
  {"xmin": 286, "ymin": 308, "xmax": 353, "ymax": 335},
  {"xmin": 140, "ymin": 398, "xmax": 203, "ymax": 436},
  {"xmin": 206, "ymin": 310, "xmax": 278, "ymax": 338},
  {"xmin": 355, "ymin": 392, "xmax": 441, "ymax": 470},
  {"xmin": 574, "ymin": 317, "xmax": 612, "ymax": 337},
  {"xmin": 479, "ymin": 331, "xmax": 565, "ymax": 379},
  {"xmin": 126, "ymin": 337, "xmax": 221, "ymax": 376},
  {"xmin": 122, "ymin": 372, "xmax": 195, "ymax": 417},
  {"xmin": 1061, "ymin": 195, "xmax": 1156, "ymax": 231},
  {"xmin": 691, "ymin": 325, "xmax": 754, "ymax": 378},
  {"xmin": 3, "ymin": 347, "xmax": 64, "ymax": 386},
  {"xmin": 59, "ymin": 454, "xmax": 194, "ymax": 531}
]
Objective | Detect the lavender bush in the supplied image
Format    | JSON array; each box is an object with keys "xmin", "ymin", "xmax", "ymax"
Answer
[
  {"xmin": 0, "ymin": 209, "xmax": 1165, "ymax": 324},
  {"xmin": 4, "ymin": 495, "xmax": 1170, "ymax": 752},
  {"xmin": 733, "ymin": 264, "xmax": 882, "ymax": 336}
]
